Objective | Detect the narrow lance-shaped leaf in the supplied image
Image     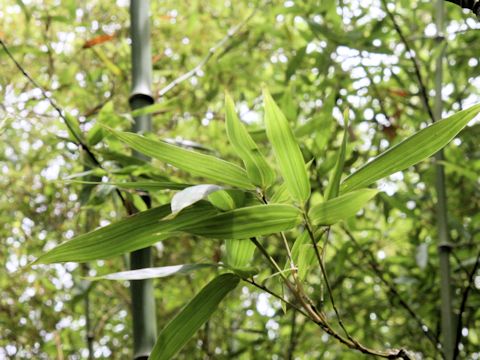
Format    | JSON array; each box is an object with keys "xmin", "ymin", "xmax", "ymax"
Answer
[
  {"xmin": 183, "ymin": 204, "xmax": 302, "ymax": 239},
  {"xmin": 64, "ymin": 180, "xmax": 191, "ymax": 191},
  {"xmin": 149, "ymin": 273, "xmax": 240, "ymax": 360},
  {"xmin": 341, "ymin": 103, "xmax": 480, "ymax": 193},
  {"xmin": 324, "ymin": 109, "xmax": 349, "ymax": 200},
  {"xmin": 171, "ymin": 184, "xmax": 224, "ymax": 214},
  {"xmin": 90, "ymin": 264, "xmax": 218, "ymax": 281},
  {"xmin": 263, "ymin": 88, "xmax": 310, "ymax": 203},
  {"xmin": 225, "ymin": 239, "xmax": 256, "ymax": 269},
  {"xmin": 285, "ymin": 231, "xmax": 315, "ymax": 281},
  {"xmin": 35, "ymin": 202, "xmax": 219, "ymax": 264},
  {"xmin": 309, "ymin": 189, "xmax": 379, "ymax": 225},
  {"xmin": 225, "ymin": 92, "xmax": 276, "ymax": 189},
  {"xmin": 109, "ymin": 130, "xmax": 254, "ymax": 189}
]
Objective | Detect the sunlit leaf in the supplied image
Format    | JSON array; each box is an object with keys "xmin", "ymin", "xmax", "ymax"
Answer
[
  {"xmin": 171, "ymin": 184, "xmax": 224, "ymax": 214},
  {"xmin": 35, "ymin": 202, "xmax": 218, "ymax": 263},
  {"xmin": 184, "ymin": 204, "xmax": 302, "ymax": 239},
  {"xmin": 341, "ymin": 104, "xmax": 480, "ymax": 193},
  {"xmin": 64, "ymin": 180, "xmax": 190, "ymax": 191},
  {"xmin": 109, "ymin": 130, "xmax": 254, "ymax": 189},
  {"xmin": 225, "ymin": 239, "xmax": 256, "ymax": 269},
  {"xmin": 90, "ymin": 264, "xmax": 218, "ymax": 281},
  {"xmin": 309, "ymin": 189, "xmax": 379, "ymax": 225}
]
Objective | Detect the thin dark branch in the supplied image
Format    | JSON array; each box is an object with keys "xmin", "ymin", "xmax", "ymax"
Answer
[
  {"xmin": 453, "ymin": 246, "xmax": 480, "ymax": 359},
  {"xmin": 342, "ymin": 227, "xmax": 442, "ymax": 351},
  {"xmin": 157, "ymin": 8, "xmax": 258, "ymax": 98},
  {"xmin": 380, "ymin": 0, "xmax": 436, "ymax": 123},
  {"xmin": 0, "ymin": 38, "xmax": 128, "ymax": 208}
]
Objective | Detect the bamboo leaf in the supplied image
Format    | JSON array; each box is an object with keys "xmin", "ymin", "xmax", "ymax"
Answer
[
  {"xmin": 171, "ymin": 184, "xmax": 224, "ymax": 214},
  {"xmin": 207, "ymin": 189, "xmax": 246, "ymax": 211},
  {"xmin": 286, "ymin": 231, "xmax": 315, "ymax": 281},
  {"xmin": 263, "ymin": 88, "xmax": 310, "ymax": 203},
  {"xmin": 64, "ymin": 180, "xmax": 190, "ymax": 191},
  {"xmin": 341, "ymin": 104, "xmax": 480, "ymax": 193},
  {"xmin": 35, "ymin": 202, "xmax": 218, "ymax": 264},
  {"xmin": 225, "ymin": 239, "xmax": 256, "ymax": 269},
  {"xmin": 225, "ymin": 92, "xmax": 275, "ymax": 188},
  {"xmin": 90, "ymin": 264, "xmax": 218, "ymax": 281},
  {"xmin": 109, "ymin": 130, "xmax": 254, "ymax": 189},
  {"xmin": 149, "ymin": 273, "xmax": 240, "ymax": 360},
  {"xmin": 325, "ymin": 110, "xmax": 349, "ymax": 200},
  {"xmin": 309, "ymin": 189, "xmax": 379, "ymax": 225},
  {"xmin": 184, "ymin": 204, "xmax": 302, "ymax": 239}
]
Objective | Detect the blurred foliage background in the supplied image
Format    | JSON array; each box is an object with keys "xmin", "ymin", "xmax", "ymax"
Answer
[{"xmin": 1, "ymin": 0, "xmax": 480, "ymax": 359}]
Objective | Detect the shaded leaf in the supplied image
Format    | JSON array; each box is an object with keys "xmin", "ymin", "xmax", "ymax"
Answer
[
  {"xmin": 325, "ymin": 109, "xmax": 349, "ymax": 200},
  {"xmin": 225, "ymin": 92, "xmax": 275, "ymax": 188},
  {"xmin": 149, "ymin": 274, "xmax": 240, "ymax": 360}
]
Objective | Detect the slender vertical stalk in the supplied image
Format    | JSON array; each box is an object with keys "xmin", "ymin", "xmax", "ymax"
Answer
[
  {"xmin": 129, "ymin": 1, "xmax": 157, "ymax": 359},
  {"xmin": 434, "ymin": 1, "xmax": 455, "ymax": 359}
]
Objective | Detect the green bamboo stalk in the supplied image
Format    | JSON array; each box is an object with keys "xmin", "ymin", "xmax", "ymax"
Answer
[
  {"xmin": 434, "ymin": 1, "xmax": 455, "ymax": 358},
  {"xmin": 129, "ymin": 1, "xmax": 157, "ymax": 359}
]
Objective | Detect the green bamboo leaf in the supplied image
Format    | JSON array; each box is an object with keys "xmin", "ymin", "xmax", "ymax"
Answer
[
  {"xmin": 184, "ymin": 204, "xmax": 302, "ymax": 239},
  {"xmin": 171, "ymin": 184, "xmax": 224, "ymax": 214},
  {"xmin": 90, "ymin": 264, "xmax": 218, "ymax": 281},
  {"xmin": 263, "ymin": 88, "xmax": 310, "ymax": 203},
  {"xmin": 286, "ymin": 231, "xmax": 315, "ymax": 281},
  {"xmin": 309, "ymin": 189, "xmax": 379, "ymax": 225},
  {"xmin": 35, "ymin": 202, "xmax": 218, "ymax": 264},
  {"xmin": 109, "ymin": 130, "xmax": 254, "ymax": 189},
  {"xmin": 225, "ymin": 92, "xmax": 276, "ymax": 188},
  {"xmin": 341, "ymin": 104, "xmax": 480, "ymax": 193},
  {"xmin": 207, "ymin": 189, "xmax": 246, "ymax": 211},
  {"xmin": 225, "ymin": 239, "xmax": 256, "ymax": 269},
  {"xmin": 149, "ymin": 273, "xmax": 240, "ymax": 360},
  {"xmin": 325, "ymin": 109, "xmax": 349, "ymax": 200},
  {"xmin": 64, "ymin": 180, "xmax": 190, "ymax": 191}
]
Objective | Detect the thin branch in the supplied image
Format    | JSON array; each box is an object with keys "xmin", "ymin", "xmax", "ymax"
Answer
[
  {"xmin": 303, "ymin": 219, "xmax": 355, "ymax": 344},
  {"xmin": 0, "ymin": 38, "xmax": 128, "ymax": 208},
  {"xmin": 157, "ymin": 8, "xmax": 258, "ymax": 97},
  {"xmin": 342, "ymin": 227, "xmax": 442, "ymax": 350},
  {"xmin": 380, "ymin": 0, "xmax": 436, "ymax": 123},
  {"xmin": 453, "ymin": 246, "xmax": 480, "ymax": 359}
]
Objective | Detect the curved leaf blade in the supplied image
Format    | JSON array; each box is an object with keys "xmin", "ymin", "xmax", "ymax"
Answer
[
  {"xmin": 110, "ymin": 130, "xmax": 254, "ymax": 189},
  {"xmin": 149, "ymin": 273, "xmax": 240, "ymax": 360},
  {"xmin": 325, "ymin": 110, "xmax": 349, "ymax": 200},
  {"xmin": 225, "ymin": 92, "xmax": 276, "ymax": 188},
  {"xmin": 341, "ymin": 104, "xmax": 480, "ymax": 193},
  {"xmin": 183, "ymin": 204, "xmax": 302, "ymax": 239},
  {"xmin": 309, "ymin": 189, "xmax": 379, "ymax": 225},
  {"xmin": 64, "ymin": 180, "xmax": 190, "ymax": 191},
  {"xmin": 263, "ymin": 88, "xmax": 310, "ymax": 203},
  {"xmin": 91, "ymin": 264, "xmax": 218, "ymax": 281},
  {"xmin": 171, "ymin": 184, "xmax": 223, "ymax": 214},
  {"xmin": 35, "ymin": 202, "xmax": 218, "ymax": 264}
]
